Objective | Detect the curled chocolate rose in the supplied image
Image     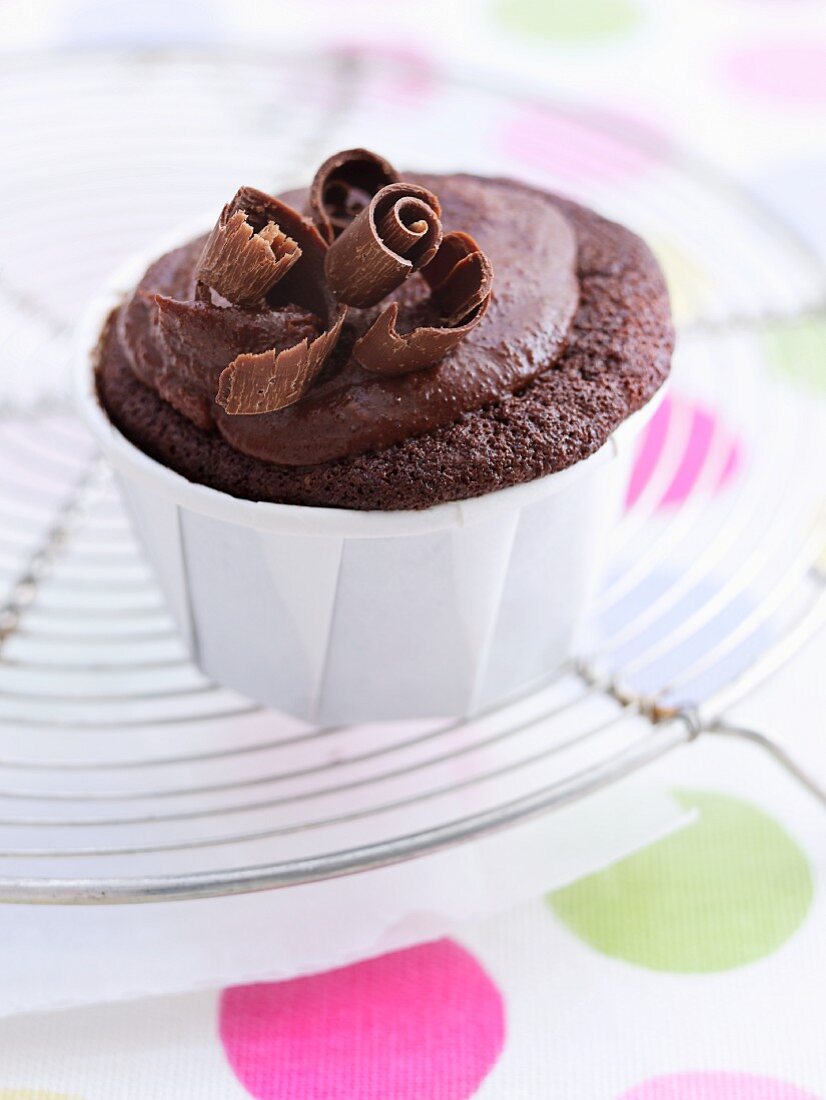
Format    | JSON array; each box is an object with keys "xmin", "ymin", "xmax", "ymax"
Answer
[
  {"xmin": 352, "ymin": 230, "xmax": 493, "ymax": 376},
  {"xmin": 308, "ymin": 148, "xmax": 400, "ymax": 244},
  {"xmin": 324, "ymin": 182, "xmax": 443, "ymax": 309},
  {"xmin": 129, "ymin": 153, "xmax": 497, "ymax": 433},
  {"xmin": 196, "ymin": 187, "xmax": 302, "ymax": 307}
]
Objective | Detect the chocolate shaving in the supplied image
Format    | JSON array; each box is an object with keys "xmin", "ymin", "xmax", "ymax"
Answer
[
  {"xmin": 217, "ymin": 311, "xmax": 345, "ymax": 415},
  {"xmin": 308, "ymin": 148, "xmax": 400, "ymax": 244},
  {"xmin": 325, "ymin": 183, "xmax": 443, "ymax": 308},
  {"xmin": 352, "ymin": 231, "xmax": 493, "ymax": 376},
  {"xmin": 212, "ymin": 189, "xmax": 348, "ymax": 415},
  {"xmin": 420, "ymin": 231, "xmax": 491, "ymax": 324},
  {"xmin": 197, "ymin": 188, "xmax": 302, "ymax": 307}
]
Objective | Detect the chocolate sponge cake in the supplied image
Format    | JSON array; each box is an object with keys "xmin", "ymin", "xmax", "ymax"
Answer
[{"xmin": 96, "ymin": 153, "xmax": 673, "ymax": 512}]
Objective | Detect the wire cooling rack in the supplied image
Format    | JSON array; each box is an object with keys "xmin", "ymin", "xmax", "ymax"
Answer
[{"xmin": 0, "ymin": 50, "xmax": 824, "ymax": 904}]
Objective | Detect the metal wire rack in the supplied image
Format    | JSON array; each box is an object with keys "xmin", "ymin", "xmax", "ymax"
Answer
[{"xmin": 0, "ymin": 50, "xmax": 824, "ymax": 904}]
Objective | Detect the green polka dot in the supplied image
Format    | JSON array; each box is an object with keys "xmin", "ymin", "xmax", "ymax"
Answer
[
  {"xmin": 648, "ymin": 237, "xmax": 713, "ymax": 326},
  {"xmin": 0, "ymin": 1092, "xmax": 84, "ymax": 1099},
  {"xmin": 763, "ymin": 317, "xmax": 826, "ymax": 395},
  {"xmin": 548, "ymin": 789, "xmax": 813, "ymax": 972},
  {"xmin": 495, "ymin": 0, "xmax": 639, "ymax": 41}
]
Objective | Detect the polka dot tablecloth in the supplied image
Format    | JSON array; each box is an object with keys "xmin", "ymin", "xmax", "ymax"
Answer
[{"xmin": 0, "ymin": 0, "xmax": 825, "ymax": 1095}]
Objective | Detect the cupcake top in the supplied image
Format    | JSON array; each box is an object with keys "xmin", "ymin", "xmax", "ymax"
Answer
[{"xmin": 96, "ymin": 148, "xmax": 674, "ymax": 511}]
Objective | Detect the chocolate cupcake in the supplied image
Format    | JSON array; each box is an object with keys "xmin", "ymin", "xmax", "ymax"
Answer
[{"xmin": 78, "ymin": 148, "xmax": 673, "ymax": 722}]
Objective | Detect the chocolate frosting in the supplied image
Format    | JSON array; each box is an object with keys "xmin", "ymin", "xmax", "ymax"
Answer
[{"xmin": 112, "ymin": 173, "xmax": 580, "ymax": 467}]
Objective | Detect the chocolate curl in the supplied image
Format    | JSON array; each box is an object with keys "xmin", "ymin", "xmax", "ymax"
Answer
[
  {"xmin": 308, "ymin": 148, "xmax": 400, "ymax": 244},
  {"xmin": 197, "ymin": 188, "xmax": 302, "ymax": 307},
  {"xmin": 216, "ymin": 307, "xmax": 345, "ymax": 415},
  {"xmin": 325, "ymin": 183, "xmax": 443, "ymax": 308},
  {"xmin": 352, "ymin": 231, "xmax": 493, "ymax": 376}
]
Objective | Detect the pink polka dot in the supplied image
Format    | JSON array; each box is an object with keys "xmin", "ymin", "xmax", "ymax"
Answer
[
  {"xmin": 620, "ymin": 1072, "xmax": 821, "ymax": 1099},
  {"xmin": 725, "ymin": 42, "xmax": 826, "ymax": 105},
  {"xmin": 626, "ymin": 392, "xmax": 672, "ymax": 507},
  {"xmin": 626, "ymin": 393, "xmax": 742, "ymax": 511},
  {"xmin": 499, "ymin": 104, "xmax": 666, "ymax": 186},
  {"xmin": 327, "ymin": 41, "xmax": 436, "ymax": 107},
  {"xmin": 219, "ymin": 939, "xmax": 505, "ymax": 1100}
]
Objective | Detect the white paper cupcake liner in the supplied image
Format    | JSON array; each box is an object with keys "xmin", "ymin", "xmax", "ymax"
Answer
[{"xmin": 75, "ymin": 245, "xmax": 665, "ymax": 723}]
